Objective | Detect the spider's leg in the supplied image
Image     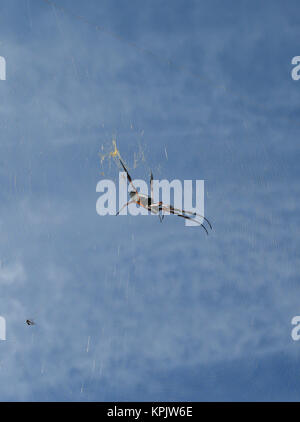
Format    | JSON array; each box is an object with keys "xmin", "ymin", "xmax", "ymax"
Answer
[
  {"xmin": 177, "ymin": 214, "xmax": 209, "ymax": 235},
  {"xmin": 149, "ymin": 202, "xmax": 164, "ymax": 217},
  {"xmin": 150, "ymin": 201, "xmax": 163, "ymax": 209},
  {"xmin": 119, "ymin": 159, "xmax": 139, "ymax": 198},
  {"xmin": 116, "ymin": 200, "xmax": 135, "ymax": 216},
  {"xmin": 183, "ymin": 210, "xmax": 212, "ymax": 230},
  {"xmin": 168, "ymin": 205, "xmax": 212, "ymax": 230},
  {"xmin": 150, "ymin": 171, "xmax": 153, "ymax": 206},
  {"xmin": 158, "ymin": 204, "xmax": 209, "ymax": 234},
  {"xmin": 158, "ymin": 213, "xmax": 164, "ymax": 223}
]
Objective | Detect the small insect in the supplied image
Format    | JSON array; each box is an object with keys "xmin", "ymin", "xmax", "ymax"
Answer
[
  {"xmin": 116, "ymin": 159, "xmax": 212, "ymax": 234},
  {"xmin": 26, "ymin": 319, "xmax": 35, "ymax": 326}
]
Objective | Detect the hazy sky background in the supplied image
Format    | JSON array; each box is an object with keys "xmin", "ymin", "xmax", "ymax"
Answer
[{"xmin": 0, "ymin": 0, "xmax": 300, "ymax": 401}]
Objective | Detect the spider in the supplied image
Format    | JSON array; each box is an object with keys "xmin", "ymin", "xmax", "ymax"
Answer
[{"xmin": 116, "ymin": 159, "xmax": 212, "ymax": 235}]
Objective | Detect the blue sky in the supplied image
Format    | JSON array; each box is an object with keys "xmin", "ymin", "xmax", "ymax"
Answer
[{"xmin": 0, "ymin": 0, "xmax": 300, "ymax": 401}]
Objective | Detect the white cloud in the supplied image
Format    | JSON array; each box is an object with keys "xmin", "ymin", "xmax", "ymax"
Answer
[{"xmin": 0, "ymin": 261, "xmax": 26, "ymax": 285}]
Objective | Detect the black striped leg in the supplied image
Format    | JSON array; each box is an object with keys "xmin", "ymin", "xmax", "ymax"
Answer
[
  {"xmin": 119, "ymin": 159, "xmax": 140, "ymax": 199},
  {"xmin": 152, "ymin": 204, "xmax": 209, "ymax": 235},
  {"xmin": 164, "ymin": 205, "xmax": 212, "ymax": 231}
]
